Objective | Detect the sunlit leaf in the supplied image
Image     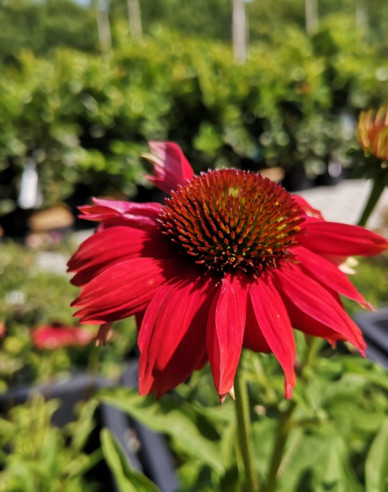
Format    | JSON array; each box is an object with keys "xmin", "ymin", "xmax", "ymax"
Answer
[
  {"xmin": 100, "ymin": 387, "xmax": 224, "ymax": 473},
  {"xmin": 100, "ymin": 428, "xmax": 159, "ymax": 492},
  {"xmin": 365, "ymin": 419, "xmax": 388, "ymax": 492}
]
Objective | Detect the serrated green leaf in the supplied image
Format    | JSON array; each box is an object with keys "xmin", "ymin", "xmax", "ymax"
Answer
[
  {"xmin": 312, "ymin": 435, "xmax": 362, "ymax": 492},
  {"xmin": 276, "ymin": 429, "xmax": 320, "ymax": 492},
  {"xmin": 0, "ymin": 418, "xmax": 14, "ymax": 446},
  {"xmin": 365, "ymin": 419, "xmax": 388, "ymax": 492},
  {"xmin": 100, "ymin": 429, "xmax": 159, "ymax": 492},
  {"xmin": 100, "ymin": 388, "xmax": 223, "ymax": 473},
  {"xmin": 219, "ymin": 415, "xmax": 236, "ymax": 469},
  {"xmin": 68, "ymin": 398, "xmax": 99, "ymax": 453}
]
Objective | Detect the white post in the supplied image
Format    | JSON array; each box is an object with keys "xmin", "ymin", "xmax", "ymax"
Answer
[
  {"xmin": 356, "ymin": 0, "xmax": 368, "ymax": 29},
  {"xmin": 127, "ymin": 0, "xmax": 142, "ymax": 38},
  {"xmin": 97, "ymin": 0, "xmax": 112, "ymax": 52},
  {"xmin": 305, "ymin": 0, "xmax": 319, "ymax": 34},
  {"xmin": 232, "ymin": 0, "xmax": 247, "ymax": 63}
]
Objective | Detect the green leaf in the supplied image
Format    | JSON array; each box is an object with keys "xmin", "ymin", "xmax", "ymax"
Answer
[
  {"xmin": 100, "ymin": 429, "xmax": 159, "ymax": 492},
  {"xmin": 68, "ymin": 399, "xmax": 99, "ymax": 453},
  {"xmin": 100, "ymin": 388, "xmax": 223, "ymax": 473},
  {"xmin": 276, "ymin": 429, "xmax": 322, "ymax": 492},
  {"xmin": 365, "ymin": 419, "xmax": 388, "ymax": 492},
  {"xmin": 311, "ymin": 434, "xmax": 362, "ymax": 492}
]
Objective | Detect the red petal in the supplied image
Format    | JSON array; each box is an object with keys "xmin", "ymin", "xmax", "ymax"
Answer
[
  {"xmin": 138, "ymin": 272, "xmax": 214, "ymax": 396},
  {"xmin": 139, "ymin": 335, "xmax": 207, "ymax": 399},
  {"xmin": 243, "ymin": 299, "xmax": 271, "ymax": 353},
  {"xmin": 300, "ymin": 221, "xmax": 388, "ymax": 257},
  {"xmin": 294, "ymin": 246, "xmax": 372, "ymax": 309},
  {"xmin": 144, "ymin": 141, "xmax": 194, "ymax": 193},
  {"xmin": 68, "ymin": 226, "xmax": 170, "ymax": 286},
  {"xmin": 72, "ymin": 257, "xmax": 177, "ymax": 324},
  {"xmin": 274, "ymin": 265, "xmax": 366, "ymax": 354},
  {"xmin": 250, "ymin": 275, "xmax": 296, "ymax": 399},
  {"xmin": 79, "ymin": 198, "xmax": 162, "ymax": 229},
  {"xmin": 278, "ymin": 298, "xmax": 344, "ymax": 346},
  {"xmin": 291, "ymin": 195, "xmax": 324, "ymax": 219},
  {"xmin": 206, "ymin": 274, "xmax": 248, "ymax": 399}
]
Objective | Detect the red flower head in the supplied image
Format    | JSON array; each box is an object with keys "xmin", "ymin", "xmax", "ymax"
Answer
[
  {"xmin": 357, "ymin": 105, "xmax": 388, "ymax": 161},
  {"xmin": 0, "ymin": 321, "xmax": 5, "ymax": 338},
  {"xmin": 68, "ymin": 142, "xmax": 388, "ymax": 402},
  {"xmin": 32, "ymin": 323, "xmax": 94, "ymax": 350}
]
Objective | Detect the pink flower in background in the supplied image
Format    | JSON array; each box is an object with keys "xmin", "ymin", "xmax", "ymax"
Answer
[
  {"xmin": 68, "ymin": 142, "xmax": 388, "ymax": 401},
  {"xmin": 32, "ymin": 323, "xmax": 94, "ymax": 350}
]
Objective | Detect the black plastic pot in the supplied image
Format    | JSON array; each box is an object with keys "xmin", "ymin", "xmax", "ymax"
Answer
[
  {"xmin": 354, "ymin": 307, "xmax": 388, "ymax": 369},
  {"xmin": 101, "ymin": 363, "xmax": 178, "ymax": 492}
]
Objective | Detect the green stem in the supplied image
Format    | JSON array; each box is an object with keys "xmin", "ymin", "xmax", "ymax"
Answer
[
  {"xmin": 264, "ymin": 337, "xmax": 319, "ymax": 492},
  {"xmin": 264, "ymin": 400, "xmax": 296, "ymax": 492},
  {"xmin": 88, "ymin": 343, "xmax": 101, "ymax": 376},
  {"xmin": 235, "ymin": 360, "xmax": 259, "ymax": 492},
  {"xmin": 357, "ymin": 175, "xmax": 386, "ymax": 227}
]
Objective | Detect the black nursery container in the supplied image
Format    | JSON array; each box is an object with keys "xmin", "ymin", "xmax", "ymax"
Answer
[{"xmin": 354, "ymin": 307, "xmax": 388, "ymax": 369}]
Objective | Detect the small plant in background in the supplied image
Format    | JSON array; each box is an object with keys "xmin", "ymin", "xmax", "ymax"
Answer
[
  {"xmin": 0, "ymin": 396, "xmax": 100, "ymax": 492},
  {"xmin": 356, "ymin": 104, "xmax": 388, "ymax": 226}
]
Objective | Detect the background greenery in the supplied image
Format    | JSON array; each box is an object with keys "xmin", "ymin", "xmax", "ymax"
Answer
[
  {"xmin": 1, "ymin": 0, "xmax": 388, "ymax": 211},
  {"xmin": 1, "ymin": 1, "xmax": 388, "ymax": 490}
]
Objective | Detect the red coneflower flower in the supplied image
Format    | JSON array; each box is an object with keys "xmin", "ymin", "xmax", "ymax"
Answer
[
  {"xmin": 68, "ymin": 142, "xmax": 388, "ymax": 401},
  {"xmin": 32, "ymin": 323, "xmax": 94, "ymax": 350},
  {"xmin": 357, "ymin": 105, "xmax": 388, "ymax": 162}
]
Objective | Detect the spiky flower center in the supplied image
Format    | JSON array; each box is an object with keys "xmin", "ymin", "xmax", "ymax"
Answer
[{"xmin": 159, "ymin": 169, "xmax": 304, "ymax": 276}]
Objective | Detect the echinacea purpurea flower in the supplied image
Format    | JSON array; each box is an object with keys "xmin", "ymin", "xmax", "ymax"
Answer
[
  {"xmin": 32, "ymin": 323, "xmax": 94, "ymax": 350},
  {"xmin": 357, "ymin": 105, "xmax": 388, "ymax": 162},
  {"xmin": 68, "ymin": 142, "xmax": 388, "ymax": 402}
]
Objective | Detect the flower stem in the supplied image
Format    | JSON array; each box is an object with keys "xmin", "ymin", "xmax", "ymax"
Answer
[
  {"xmin": 264, "ymin": 400, "xmax": 296, "ymax": 492},
  {"xmin": 264, "ymin": 337, "xmax": 319, "ymax": 492},
  {"xmin": 357, "ymin": 175, "xmax": 386, "ymax": 227},
  {"xmin": 235, "ymin": 360, "xmax": 259, "ymax": 492}
]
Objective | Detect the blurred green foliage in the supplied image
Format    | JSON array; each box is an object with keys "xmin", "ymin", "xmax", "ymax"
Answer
[
  {"xmin": 0, "ymin": 0, "xmax": 99, "ymax": 61},
  {"xmin": 0, "ymin": 397, "xmax": 100, "ymax": 492},
  {"xmin": 1, "ymin": 18, "xmax": 387, "ymax": 209}
]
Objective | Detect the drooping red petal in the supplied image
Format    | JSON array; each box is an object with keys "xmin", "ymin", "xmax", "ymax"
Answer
[
  {"xmin": 277, "ymin": 297, "xmax": 345, "ymax": 347},
  {"xmin": 78, "ymin": 198, "xmax": 162, "ymax": 229},
  {"xmin": 291, "ymin": 195, "xmax": 324, "ymax": 219},
  {"xmin": 144, "ymin": 141, "xmax": 195, "ymax": 194},
  {"xmin": 206, "ymin": 274, "xmax": 248, "ymax": 400},
  {"xmin": 72, "ymin": 257, "xmax": 177, "ymax": 324},
  {"xmin": 243, "ymin": 299, "xmax": 271, "ymax": 353},
  {"xmin": 300, "ymin": 221, "xmax": 388, "ymax": 257},
  {"xmin": 138, "ymin": 272, "xmax": 214, "ymax": 396},
  {"xmin": 68, "ymin": 226, "xmax": 171, "ymax": 286},
  {"xmin": 139, "ymin": 329, "xmax": 207, "ymax": 399},
  {"xmin": 274, "ymin": 265, "xmax": 366, "ymax": 355},
  {"xmin": 293, "ymin": 246, "xmax": 372, "ymax": 309},
  {"xmin": 249, "ymin": 274, "xmax": 296, "ymax": 399}
]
